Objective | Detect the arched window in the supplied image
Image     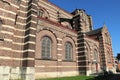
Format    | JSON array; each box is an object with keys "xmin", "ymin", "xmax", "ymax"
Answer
[
  {"xmin": 0, "ymin": 18, "xmax": 3, "ymax": 26},
  {"xmin": 38, "ymin": 8, "xmax": 50, "ymax": 19},
  {"xmin": 0, "ymin": 18, "xmax": 3, "ymax": 30},
  {"xmin": 86, "ymin": 48, "xmax": 89, "ymax": 60},
  {"xmin": 105, "ymin": 33, "xmax": 110, "ymax": 43},
  {"xmin": 41, "ymin": 36, "xmax": 51, "ymax": 59},
  {"xmin": 65, "ymin": 42, "xmax": 73, "ymax": 60},
  {"xmin": 94, "ymin": 49, "xmax": 98, "ymax": 62},
  {"xmin": 107, "ymin": 52, "xmax": 111, "ymax": 63},
  {"xmin": 38, "ymin": 10, "xmax": 44, "ymax": 17}
]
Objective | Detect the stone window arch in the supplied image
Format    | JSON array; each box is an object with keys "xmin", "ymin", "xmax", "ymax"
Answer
[
  {"xmin": 38, "ymin": 9, "xmax": 44, "ymax": 17},
  {"xmin": 0, "ymin": 0, "xmax": 10, "ymax": 5},
  {"xmin": 41, "ymin": 36, "xmax": 52, "ymax": 59},
  {"xmin": 65, "ymin": 42, "xmax": 73, "ymax": 60},
  {"xmin": 37, "ymin": 7, "xmax": 50, "ymax": 19}
]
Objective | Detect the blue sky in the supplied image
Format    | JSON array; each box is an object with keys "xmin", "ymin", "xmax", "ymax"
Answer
[{"xmin": 49, "ymin": 0, "xmax": 120, "ymax": 56}]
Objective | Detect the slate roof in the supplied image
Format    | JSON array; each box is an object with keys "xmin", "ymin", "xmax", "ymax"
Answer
[{"xmin": 86, "ymin": 27, "xmax": 103, "ymax": 35}]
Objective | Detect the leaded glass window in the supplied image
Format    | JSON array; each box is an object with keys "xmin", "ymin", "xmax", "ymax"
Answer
[
  {"xmin": 41, "ymin": 36, "xmax": 51, "ymax": 59},
  {"xmin": 65, "ymin": 42, "xmax": 73, "ymax": 60},
  {"xmin": 94, "ymin": 49, "xmax": 98, "ymax": 62}
]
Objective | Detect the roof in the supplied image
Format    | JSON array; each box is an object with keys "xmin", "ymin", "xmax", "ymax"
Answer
[{"xmin": 86, "ymin": 27, "xmax": 103, "ymax": 35}]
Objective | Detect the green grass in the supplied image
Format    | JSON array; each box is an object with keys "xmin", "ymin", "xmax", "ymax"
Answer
[{"xmin": 37, "ymin": 76, "xmax": 95, "ymax": 80}]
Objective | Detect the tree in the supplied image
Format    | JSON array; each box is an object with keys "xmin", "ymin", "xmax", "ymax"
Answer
[{"xmin": 117, "ymin": 54, "xmax": 120, "ymax": 61}]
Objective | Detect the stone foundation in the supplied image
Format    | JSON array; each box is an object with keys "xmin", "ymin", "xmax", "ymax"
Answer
[
  {"xmin": 0, "ymin": 66, "xmax": 34, "ymax": 80},
  {"xmin": 35, "ymin": 71, "xmax": 79, "ymax": 79},
  {"xmin": 86, "ymin": 70, "xmax": 92, "ymax": 76},
  {"xmin": 0, "ymin": 66, "xmax": 10, "ymax": 80}
]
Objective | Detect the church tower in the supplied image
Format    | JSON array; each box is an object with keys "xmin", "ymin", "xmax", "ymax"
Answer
[{"xmin": 72, "ymin": 9, "xmax": 93, "ymax": 32}]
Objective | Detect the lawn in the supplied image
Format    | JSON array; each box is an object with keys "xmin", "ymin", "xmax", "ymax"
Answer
[{"xmin": 37, "ymin": 76, "xmax": 95, "ymax": 80}]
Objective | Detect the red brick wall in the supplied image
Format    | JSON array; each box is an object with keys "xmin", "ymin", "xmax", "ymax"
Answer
[{"xmin": 35, "ymin": 17, "xmax": 78, "ymax": 73}]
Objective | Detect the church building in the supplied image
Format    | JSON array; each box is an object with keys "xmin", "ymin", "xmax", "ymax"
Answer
[{"xmin": 0, "ymin": 0, "xmax": 115, "ymax": 80}]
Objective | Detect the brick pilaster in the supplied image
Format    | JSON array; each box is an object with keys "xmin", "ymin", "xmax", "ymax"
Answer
[{"xmin": 77, "ymin": 32, "xmax": 87, "ymax": 75}]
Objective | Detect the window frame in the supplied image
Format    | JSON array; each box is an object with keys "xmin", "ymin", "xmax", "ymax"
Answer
[
  {"xmin": 41, "ymin": 36, "xmax": 52, "ymax": 59},
  {"xmin": 107, "ymin": 52, "xmax": 111, "ymax": 63},
  {"xmin": 38, "ymin": 10, "xmax": 44, "ymax": 17},
  {"xmin": 65, "ymin": 42, "xmax": 73, "ymax": 61},
  {"xmin": 0, "ymin": 18, "xmax": 3, "ymax": 25},
  {"xmin": 93, "ymin": 49, "xmax": 98, "ymax": 62},
  {"xmin": 86, "ymin": 48, "xmax": 90, "ymax": 60}
]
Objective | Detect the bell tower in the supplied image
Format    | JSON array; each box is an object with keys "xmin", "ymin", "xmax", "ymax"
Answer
[{"xmin": 72, "ymin": 9, "xmax": 93, "ymax": 32}]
